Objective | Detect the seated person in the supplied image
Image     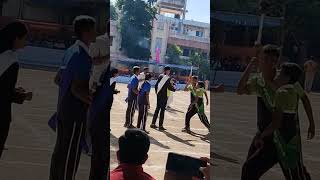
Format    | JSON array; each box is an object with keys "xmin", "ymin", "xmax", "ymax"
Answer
[{"xmin": 110, "ymin": 129, "xmax": 156, "ymax": 180}]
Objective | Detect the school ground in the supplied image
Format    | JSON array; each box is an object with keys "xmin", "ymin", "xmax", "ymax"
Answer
[
  {"xmin": 0, "ymin": 68, "xmax": 210, "ymax": 180},
  {"xmin": 213, "ymin": 92, "xmax": 320, "ymax": 179}
]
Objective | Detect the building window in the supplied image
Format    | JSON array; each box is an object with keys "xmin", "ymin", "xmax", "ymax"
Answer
[
  {"xmin": 183, "ymin": 48, "xmax": 190, "ymax": 56},
  {"xmin": 157, "ymin": 22, "xmax": 164, "ymax": 30},
  {"xmin": 196, "ymin": 31, "xmax": 203, "ymax": 37}
]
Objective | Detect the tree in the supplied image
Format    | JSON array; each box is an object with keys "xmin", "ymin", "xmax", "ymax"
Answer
[
  {"xmin": 166, "ymin": 44, "xmax": 182, "ymax": 64},
  {"xmin": 116, "ymin": 0, "xmax": 157, "ymax": 60},
  {"xmin": 0, "ymin": 0, "xmax": 8, "ymax": 16},
  {"xmin": 110, "ymin": 3, "xmax": 118, "ymax": 21},
  {"xmin": 189, "ymin": 51, "xmax": 210, "ymax": 80}
]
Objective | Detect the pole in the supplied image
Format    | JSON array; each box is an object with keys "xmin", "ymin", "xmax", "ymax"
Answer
[{"xmin": 256, "ymin": 13, "xmax": 265, "ymax": 45}]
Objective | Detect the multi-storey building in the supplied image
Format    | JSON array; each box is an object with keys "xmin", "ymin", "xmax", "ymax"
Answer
[
  {"xmin": 110, "ymin": 0, "xmax": 210, "ymax": 64},
  {"xmin": 150, "ymin": 0, "xmax": 210, "ymax": 63}
]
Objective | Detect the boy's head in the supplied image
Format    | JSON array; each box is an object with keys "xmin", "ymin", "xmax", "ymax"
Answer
[
  {"xmin": 164, "ymin": 66, "xmax": 171, "ymax": 75},
  {"xmin": 197, "ymin": 81, "xmax": 205, "ymax": 89},
  {"xmin": 279, "ymin": 63, "xmax": 303, "ymax": 84},
  {"xmin": 90, "ymin": 35, "xmax": 108, "ymax": 64},
  {"xmin": 133, "ymin": 66, "xmax": 140, "ymax": 75},
  {"xmin": 143, "ymin": 67, "xmax": 149, "ymax": 73},
  {"xmin": 259, "ymin": 44, "xmax": 280, "ymax": 73},
  {"xmin": 191, "ymin": 76, "xmax": 198, "ymax": 85},
  {"xmin": 117, "ymin": 129, "xmax": 150, "ymax": 165},
  {"xmin": 73, "ymin": 15, "xmax": 96, "ymax": 44},
  {"xmin": 111, "ymin": 68, "xmax": 119, "ymax": 78},
  {"xmin": 145, "ymin": 73, "xmax": 152, "ymax": 81}
]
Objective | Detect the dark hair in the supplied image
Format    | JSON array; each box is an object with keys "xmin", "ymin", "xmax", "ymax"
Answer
[
  {"xmin": 192, "ymin": 76, "xmax": 198, "ymax": 80},
  {"xmin": 73, "ymin": 15, "xmax": 96, "ymax": 39},
  {"xmin": 118, "ymin": 129, "xmax": 150, "ymax": 165},
  {"xmin": 145, "ymin": 73, "xmax": 152, "ymax": 80},
  {"xmin": 111, "ymin": 68, "xmax": 118, "ymax": 77},
  {"xmin": 198, "ymin": 81, "xmax": 205, "ymax": 88},
  {"xmin": 133, "ymin": 66, "xmax": 140, "ymax": 74},
  {"xmin": 280, "ymin": 63, "xmax": 303, "ymax": 84},
  {"xmin": 262, "ymin": 44, "xmax": 280, "ymax": 58},
  {"xmin": 143, "ymin": 67, "xmax": 149, "ymax": 71},
  {"xmin": 164, "ymin": 66, "xmax": 171, "ymax": 71},
  {"xmin": 0, "ymin": 21, "xmax": 28, "ymax": 54}
]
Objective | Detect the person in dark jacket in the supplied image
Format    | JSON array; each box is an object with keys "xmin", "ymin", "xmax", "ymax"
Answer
[{"xmin": 150, "ymin": 66, "xmax": 176, "ymax": 131}]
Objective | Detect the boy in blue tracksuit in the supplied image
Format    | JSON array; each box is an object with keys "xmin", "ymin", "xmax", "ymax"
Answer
[
  {"xmin": 49, "ymin": 16, "xmax": 96, "ymax": 180},
  {"xmin": 124, "ymin": 66, "xmax": 140, "ymax": 128},
  {"xmin": 137, "ymin": 73, "xmax": 152, "ymax": 133}
]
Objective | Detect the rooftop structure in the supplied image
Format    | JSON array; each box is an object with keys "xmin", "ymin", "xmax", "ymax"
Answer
[{"xmin": 157, "ymin": 0, "xmax": 187, "ymax": 19}]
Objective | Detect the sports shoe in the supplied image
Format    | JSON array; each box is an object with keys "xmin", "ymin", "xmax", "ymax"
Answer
[
  {"xmin": 150, "ymin": 124, "xmax": 157, "ymax": 129},
  {"xmin": 159, "ymin": 126, "xmax": 167, "ymax": 131}
]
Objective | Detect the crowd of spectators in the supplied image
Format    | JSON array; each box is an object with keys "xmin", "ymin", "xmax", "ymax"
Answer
[{"xmin": 213, "ymin": 56, "xmax": 250, "ymax": 72}]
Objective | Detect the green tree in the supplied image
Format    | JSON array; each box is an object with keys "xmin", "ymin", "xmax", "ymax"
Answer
[
  {"xmin": 189, "ymin": 51, "xmax": 210, "ymax": 79},
  {"xmin": 166, "ymin": 44, "xmax": 182, "ymax": 64},
  {"xmin": 110, "ymin": 3, "xmax": 118, "ymax": 21},
  {"xmin": 116, "ymin": 0, "xmax": 157, "ymax": 59}
]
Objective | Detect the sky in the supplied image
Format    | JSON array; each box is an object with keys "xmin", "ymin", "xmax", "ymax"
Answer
[{"xmin": 110, "ymin": 0, "xmax": 210, "ymax": 24}]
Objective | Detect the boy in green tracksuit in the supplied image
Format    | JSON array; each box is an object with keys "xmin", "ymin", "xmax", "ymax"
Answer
[
  {"xmin": 256, "ymin": 63, "xmax": 314, "ymax": 180},
  {"xmin": 183, "ymin": 77, "xmax": 210, "ymax": 133}
]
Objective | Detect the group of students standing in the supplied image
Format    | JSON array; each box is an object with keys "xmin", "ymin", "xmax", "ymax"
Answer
[
  {"xmin": 0, "ymin": 16, "xmax": 112, "ymax": 180},
  {"xmin": 238, "ymin": 44, "xmax": 316, "ymax": 180},
  {"xmin": 48, "ymin": 16, "xmax": 111, "ymax": 180},
  {"xmin": 123, "ymin": 65, "xmax": 212, "ymax": 134}
]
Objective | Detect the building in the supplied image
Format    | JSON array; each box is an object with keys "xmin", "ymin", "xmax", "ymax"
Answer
[{"xmin": 150, "ymin": 0, "xmax": 210, "ymax": 64}]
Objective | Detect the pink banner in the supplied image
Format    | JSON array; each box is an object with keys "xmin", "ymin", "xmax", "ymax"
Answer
[{"xmin": 156, "ymin": 47, "xmax": 160, "ymax": 64}]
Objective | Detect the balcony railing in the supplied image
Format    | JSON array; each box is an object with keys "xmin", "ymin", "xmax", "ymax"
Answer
[
  {"xmin": 158, "ymin": 0, "xmax": 185, "ymax": 8},
  {"xmin": 169, "ymin": 31, "xmax": 210, "ymax": 43}
]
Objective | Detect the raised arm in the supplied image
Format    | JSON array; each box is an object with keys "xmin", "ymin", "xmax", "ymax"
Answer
[{"xmin": 237, "ymin": 58, "xmax": 257, "ymax": 95}]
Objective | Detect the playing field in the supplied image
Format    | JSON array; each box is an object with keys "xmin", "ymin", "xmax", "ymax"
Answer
[{"xmin": 0, "ymin": 68, "xmax": 211, "ymax": 180}]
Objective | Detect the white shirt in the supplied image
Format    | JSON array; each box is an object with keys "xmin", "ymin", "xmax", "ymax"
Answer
[{"xmin": 90, "ymin": 35, "xmax": 110, "ymax": 86}]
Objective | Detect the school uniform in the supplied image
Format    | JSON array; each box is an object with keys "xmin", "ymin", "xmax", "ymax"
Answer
[
  {"xmin": 49, "ymin": 40, "xmax": 92, "ymax": 180},
  {"xmin": 185, "ymin": 87, "xmax": 210, "ymax": 130},
  {"xmin": 137, "ymin": 81, "xmax": 151, "ymax": 131},
  {"xmin": 88, "ymin": 64, "xmax": 111, "ymax": 180},
  {"xmin": 241, "ymin": 74, "xmax": 310, "ymax": 180},
  {"xmin": 151, "ymin": 74, "xmax": 176, "ymax": 128},
  {"xmin": 272, "ymin": 84, "xmax": 310, "ymax": 180},
  {"xmin": 125, "ymin": 74, "xmax": 139, "ymax": 127},
  {"xmin": 0, "ymin": 50, "xmax": 21, "ymax": 158}
]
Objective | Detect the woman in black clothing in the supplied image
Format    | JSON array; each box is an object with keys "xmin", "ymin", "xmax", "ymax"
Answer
[{"xmin": 0, "ymin": 22, "xmax": 31, "ymax": 158}]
